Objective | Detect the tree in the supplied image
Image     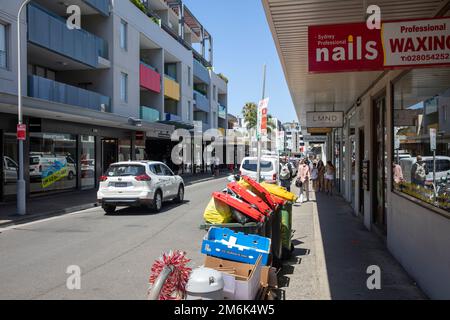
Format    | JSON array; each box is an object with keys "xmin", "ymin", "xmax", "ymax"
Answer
[{"xmin": 242, "ymin": 102, "xmax": 276, "ymax": 132}]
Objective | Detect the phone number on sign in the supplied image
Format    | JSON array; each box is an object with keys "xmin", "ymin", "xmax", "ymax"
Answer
[{"xmin": 400, "ymin": 53, "xmax": 450, "ymax": 62}]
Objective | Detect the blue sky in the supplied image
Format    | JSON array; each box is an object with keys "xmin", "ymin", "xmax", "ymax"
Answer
[{"xmin": 183, "ymin": 0, "xmax": 298, "ymax": 123}]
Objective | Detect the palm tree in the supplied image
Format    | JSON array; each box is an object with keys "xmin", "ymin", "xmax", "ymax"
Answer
[{"xmin": 242, "ymin": 102, "xmax": 276, "ymax": 132}]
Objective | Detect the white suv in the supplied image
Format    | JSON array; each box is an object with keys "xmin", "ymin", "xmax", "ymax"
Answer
[{"xmin": 97, "ymin": 161, "xmax": 185, "ymax": 214}]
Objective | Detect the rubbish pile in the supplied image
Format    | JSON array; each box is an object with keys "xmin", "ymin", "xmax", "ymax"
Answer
[{"xmin": 148, "ymin": 175, "xmax": 298, "ymax": 301}]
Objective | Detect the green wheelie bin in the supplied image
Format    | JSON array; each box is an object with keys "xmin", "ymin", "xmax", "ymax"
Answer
[{"xmin": 281, "ymin": 202, "xmax": 294, "ymax": 260}]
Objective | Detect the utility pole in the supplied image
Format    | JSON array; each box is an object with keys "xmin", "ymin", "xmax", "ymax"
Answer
[
  {"xmin": 16, "ymin": 0, "xmax": 31, "ymax": 216},
  {"xmin": 256, "ymin": 65, "xmax": 267, "ymax": 183}
]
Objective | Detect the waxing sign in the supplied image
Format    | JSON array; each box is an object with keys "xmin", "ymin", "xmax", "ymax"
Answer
[{"xmin": 308, "ymin": 17, "xmax": 450, "ymax": 73}]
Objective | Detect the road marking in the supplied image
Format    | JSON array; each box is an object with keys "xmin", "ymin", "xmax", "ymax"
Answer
[
  {"xmin": 0, "ymin": 207, "xmax": 99, "ymax": 233},
  {"xmin": 0, "ymin": 178, "xmax": 227, "ymax": 233}
]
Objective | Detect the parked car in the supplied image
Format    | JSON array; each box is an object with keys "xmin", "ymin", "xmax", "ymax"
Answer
[
  {"xmin": 3, "ymin": 156, "xmax": 18, "ymax": 183},
  {"xmin": 399, "ymin": 156, "xmax": 450, "ymax": 186},
  {"xmin": 239, "ymin": 157, "xmax": 279, "ymax": 183},
  {"xmin": 81, "ymin": 159, "xmax": 95, "ymax": 178},
  {"xmin": 97, "ymin": 161, "xmax": 185, "ymax": 214}
]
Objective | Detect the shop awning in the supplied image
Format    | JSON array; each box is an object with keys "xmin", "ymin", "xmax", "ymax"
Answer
[
  {"xmin": 0, "ymin": 93, "xmax": 175, "ymax": 134},
  {"xmin": 262, "ymin": 0, "xmax": 447, "ymax": 130}
]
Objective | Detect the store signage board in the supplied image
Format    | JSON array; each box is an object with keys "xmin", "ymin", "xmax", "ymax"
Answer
[
  {"xmin": 309, "ymin": 17, "xmax": 450, "ymax": 73},
  {"xmin": 306, "ymin": 112, "xmax": 344, "ymax": 128},
  {"xmin": 307, "ymin": 127, "xmax": 333, "ymax": 134}
]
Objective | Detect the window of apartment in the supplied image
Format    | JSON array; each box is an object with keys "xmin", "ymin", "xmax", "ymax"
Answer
[
  {"xmin": 120, "ymin": 72, "xmax": 128, "ymax": 102},
  {"xmin": 393, "ymin": 68, "xmax": 450, "ymax": 214},
  {"xmin": 120, "ymin": 20, "xmax": 128, "ymax": 51},
  {"xmin": 0, "ymin": 23, "xmax": 7, "ymax": 69},
  {"xmin": 188, "ymin": 66, "xmax": 192, "ymax": 86}
]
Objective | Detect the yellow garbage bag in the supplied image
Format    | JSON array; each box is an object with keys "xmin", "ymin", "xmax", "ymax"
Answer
[
  {"xmin": 203, "ymin": 197, "xmax": 233, "ymax": 224},
  {"xmin": 261, "ymin": 182, "xmax": 298, "ymax": 202}
]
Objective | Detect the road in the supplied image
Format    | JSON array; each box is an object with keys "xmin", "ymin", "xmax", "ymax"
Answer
[{"xmin": 0, "ymin": 177, "xmax": 228, "ymax": 300}]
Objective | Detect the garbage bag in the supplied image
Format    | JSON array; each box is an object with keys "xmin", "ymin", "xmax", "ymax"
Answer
[
  {"xmin": 260, "ymin": 182, "xmax": 298, "ymax": 202},
  {"xmin": 231, "ymin": 209, "xmax": 250, "ymax": 225},
  {"xmin": 203, "ymin": 197, "xmax": 233, "ymax": 224}
]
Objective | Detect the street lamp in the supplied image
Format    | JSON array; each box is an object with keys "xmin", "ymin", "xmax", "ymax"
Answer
[{"xmin": 16, "ymin": 0, "xmax": 32, "ymax": 216}]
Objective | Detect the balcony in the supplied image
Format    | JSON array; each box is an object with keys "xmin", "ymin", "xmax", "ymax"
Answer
[
  {"xmin": 28, "ymin": 75, "xmax": 110, "ymax": 112},
  {"xmin": 164, "ymin": 113, "xmax": 182, "ymax": 122},
  {"xmin": 84, "ymin": 0, "xmax": 110, "ymax": 16},
  {"xmin": 193, "ymin": 90, "xmax": 209, "ymax": 113},
  {"xmin": 140, "ymin": 62, "xmax": 161, "ymax": 93},
  {"xmin": 193, "ymin": 59, "xmax": 210, "ymax": 84},
  {"xmin": 141, "ymin": 106, "xmax": 160, "ymax": 122},
  {"xmin": 218, "ymin": 105, "xmax": 227, "ymax": 119},
  {"xmin": 27, "ymin": 4, "xmax": 109, "ymax": 69},
  {"xmin": 164, "ymin": 76, "xmax": 180, "ymax": 101}
]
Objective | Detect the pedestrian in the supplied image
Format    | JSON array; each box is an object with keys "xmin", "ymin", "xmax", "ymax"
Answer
[
  {"xmin": 297, "ymin": 159, "xmax": 311, "ymax": 203},
  {"xmin": 324, "ymin": 161, "xmax": 336, "ymax": 196},
  {"xmin": 214, "ymin": 156, "xmax": 220, "ymax": 177},
  {"xmin": 317, "ymin": 160, "xmax": 325, "ymax": 192},
  {"xmin": 279, "ymin": 157, "xmax": 294, "ymax": 192},
  {"xmin": 311, "ymin": 162, "xmax": 319, "ymax": 191},
  {"xmin": 411, "ymin": 155, "xmax": 428, "ymax": 188}
]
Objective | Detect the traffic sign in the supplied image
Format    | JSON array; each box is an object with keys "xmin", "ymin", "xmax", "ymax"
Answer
[{"xmin": 17, "ymin": 124, "xmax": 26, "ymax": 141}]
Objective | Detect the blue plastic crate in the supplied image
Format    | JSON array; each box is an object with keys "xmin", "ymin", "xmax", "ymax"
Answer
[{"xmin": 201, "ymin": 227, "xmax": 271, "ymax": 266}]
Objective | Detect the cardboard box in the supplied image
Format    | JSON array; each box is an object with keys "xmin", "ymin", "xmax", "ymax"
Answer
[{"xmin": 204, "ymin": 255, "xmax": 267, "ymax": 300}]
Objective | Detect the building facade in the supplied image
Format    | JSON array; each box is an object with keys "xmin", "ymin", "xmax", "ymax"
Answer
[
  {"xmin": 264, "ymin": 0, "xmax": 450, "ymax": 299},
  {"xmin": 0, "ymin": 0, "xmax": 228, "ymax": 202}
]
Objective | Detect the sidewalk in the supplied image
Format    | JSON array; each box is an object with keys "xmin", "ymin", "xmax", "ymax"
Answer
[
  {"xmin": 0, "ymin": 172, "xmax": 229, "ymax": 228},
  {"xmin": 281, "ymin": 187, "xmax": 427, "ymax": 300}
]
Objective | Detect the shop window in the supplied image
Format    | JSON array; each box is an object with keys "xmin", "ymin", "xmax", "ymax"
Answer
[
  {"xmin": 81, "ymin": 135, "xmax": 95, "ymax": 190},
  {"xmin": 393, "ymin": 68, "xmax": 450, "ymax": 213},
  {"xmin": 29, "ymin": 133, "xmax": 77, "ymax": 194},
  {"xmin": 118, "ymin": 138, "xmax": 131, "ymax": 162}
]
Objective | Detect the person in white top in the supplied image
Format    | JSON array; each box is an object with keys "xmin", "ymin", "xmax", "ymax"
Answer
[{"xmin": 311, "ymin": 162, "xmax": 319, "ymax": 191}]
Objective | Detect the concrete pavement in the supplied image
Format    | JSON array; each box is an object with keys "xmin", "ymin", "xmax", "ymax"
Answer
[
  {"xmin": 280, "ymin": 186, "xmax": 427, "ymax": 300},
  {"xmin": 0, "ymin": 177, "xmax": 228, "ymax": 300}
]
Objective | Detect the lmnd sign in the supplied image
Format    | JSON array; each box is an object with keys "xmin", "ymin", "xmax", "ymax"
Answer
[{"xmin": 306, "ymin": 112, "xmax": 344, "ymax": 128}]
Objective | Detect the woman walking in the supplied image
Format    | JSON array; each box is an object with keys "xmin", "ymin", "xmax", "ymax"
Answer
[
  {"xmin": 317, "ymin": 160, "xmax": 325, "ymax": 192},
  {"xmin": 324, "ymin": 161, "xmax": 336, "ymax": 196},
  {"xmin": 297, "ymin": 159, "xmax": 311, "ymax": 203}
]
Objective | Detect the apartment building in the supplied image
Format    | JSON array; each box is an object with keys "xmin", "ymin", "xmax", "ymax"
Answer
[
  {"xmin": 0, "ymin": 0, "xmax": 228, "ymax": 202},
  {"xmin": 283, "ymin": 122, "xmax": 304, "ymax": 155}
]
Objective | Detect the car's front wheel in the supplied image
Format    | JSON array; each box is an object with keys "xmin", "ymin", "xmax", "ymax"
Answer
[
  {"xmin": 102, "ymin": 204, "xmax": 116, "ymax": 214},
  {"xmin": 174, "ymin": 185, "xmax": 184, "ymax": 204},
  {"xmin": 152, "ymin": 190, "xmax": 163, "ymax": 213}
]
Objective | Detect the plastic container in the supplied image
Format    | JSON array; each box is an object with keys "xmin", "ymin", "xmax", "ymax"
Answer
[
  {"xmin": 186, "ymin": 267, "xmax": 225, "ymax": 300},
  {"xmin": 200, "ymin": 222, "xmax": 266, "ymax": 237},
  {"xmin": 281, "ymin": 203, "xmax": 293, "ymax": 259},
  {"xmin": 201, "ymin": 227, "xmax": 271, "ymax": 266}
]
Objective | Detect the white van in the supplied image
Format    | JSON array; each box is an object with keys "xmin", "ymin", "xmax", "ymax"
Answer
[
  {"xmin": 239, "ymin": 157, "xmax": 279, "ymax": 183},
  {"xmin": 400, "ymin": 156, "xmax": 450, "ymax": 185}
]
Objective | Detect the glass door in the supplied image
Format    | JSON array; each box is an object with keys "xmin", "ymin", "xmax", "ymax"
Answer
[
  {"xmin": 373, "ymin": 96, "xmax": 388, "ymax": 232},
  {"xmin": 102, "ymin": 138, "xmax": 118, "ymax": 174}
]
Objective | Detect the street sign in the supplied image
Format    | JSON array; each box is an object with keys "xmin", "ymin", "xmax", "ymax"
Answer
[
  {"xmin": 257, "ymin": 98, "xmax": 269, "ymax": 139},
  {"xmin": 430, "ymin": 128, "xmax": 437, "ymax": 151},
  {"xmin": 306, "ymin": 112, "xmax": 344, "ymax": 128},
  {"xmin": 17, "ymin": 124, "xmax": 26, "ymax": 141}
]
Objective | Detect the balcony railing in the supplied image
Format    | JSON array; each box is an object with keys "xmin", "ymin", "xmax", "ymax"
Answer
[
  {"xmin": 141, "ymin": 106, "xmax": 160, "ymax": 122},
  {"xmin": 28, "ymin": 75, "xmax": 110, "ymax": 112},
  {"xmin": 28, "ymin": 3, "xmax": 109, "ymax": 68},
  {"xmin": 193, "ymin": 90, "xmax": 209, "ymax": 113},
  {"xmin": 193, "ymin": 58, "xmax": 210, "ymax": 84},
  {"xmin": 83, "ymin": 0, "xmax": 110, "ymax": 16},
  {"xmin": 164, "ymin": 76, "xmax": 180, "ymax": 101},
  {"xmin": 164, "ymin": 113, "xmax": 182, "ymax": 122},
  {"xmin": 140, "ymin": 62, "xmax": 161, "ymax": 93}
]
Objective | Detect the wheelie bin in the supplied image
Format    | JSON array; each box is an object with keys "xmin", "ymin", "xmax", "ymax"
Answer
[{"xmin": 281, "ymin": 202, "xmax": 294, "ymax": 259}]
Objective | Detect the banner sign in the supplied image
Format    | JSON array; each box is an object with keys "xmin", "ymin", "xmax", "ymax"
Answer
[
  {"xmin": 257, "ymin": 98, "xmax": 269, "ymax": 139},
  {"xmin": 306, "ymin": 111, "xmax": 344, "ymax": 128},
  {"xmin": 309, "ymin": 17, "xmax": 450, "ymax": 73}
]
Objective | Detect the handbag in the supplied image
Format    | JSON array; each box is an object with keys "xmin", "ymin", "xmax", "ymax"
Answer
[{"xmin": 295, "ymin": 178, "xmax": 303, "ymax": 188}]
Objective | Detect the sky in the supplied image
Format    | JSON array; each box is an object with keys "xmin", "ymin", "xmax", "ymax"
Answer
[{"xmin": 183, "ymin": 0, "xmax": 298, "ymax": 124}]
